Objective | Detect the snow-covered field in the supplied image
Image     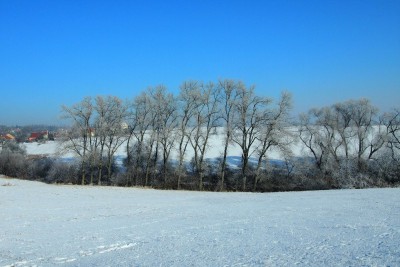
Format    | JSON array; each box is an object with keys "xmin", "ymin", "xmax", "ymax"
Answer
[
  {"xmin": 23, "ymin": 127, "xmax": 303, "ymax": 167},
  {"xmin": 1, "ymin": 176, "xmax": 399, "ymax": 266},
  {"xmin": 22, "ymin": 126, "xmax": 385, "ymax": 168},
  {"xmin": 22, "ymin": 128, "xmax": 293, "ymax": 156}
]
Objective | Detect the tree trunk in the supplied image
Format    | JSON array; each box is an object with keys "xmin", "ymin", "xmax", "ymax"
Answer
[
  {"xmin": 242, "ymin": 152, "xmax": 248, "ymax": 191},
  {"xmin": 199, "ymin": 155, "xmax": 204, "ymax": 191},
  {"xmin": 81, "ymin": 160, "xmax": 86, "ymax": 185},
  {"xmin": 177, "ymin": 140, "xmax": 184, "ymax": 190},
  {"xmin": 254, "ymin": 155, "xmax": 263, "ymax": 191},
  {"xmin": 220, "ymin": 132, "xmax": 230, "ymax": 191}
]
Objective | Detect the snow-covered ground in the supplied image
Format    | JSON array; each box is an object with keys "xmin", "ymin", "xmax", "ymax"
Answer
[
  {"xmin": 23, "ymin": 127, "xmax": 304, "ymax": 167},
  {"xmin": 1, "ymin": 176, "xmax": 399, "ymax": 266},
  {"xmin": 22, "ymin": 126, "xmax": 385, "ymax": 168}
]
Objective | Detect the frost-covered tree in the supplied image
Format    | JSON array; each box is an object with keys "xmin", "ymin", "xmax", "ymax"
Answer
[
  {"xmin": 349, "ymin": 99, "xmax": 379, "ymax": 170},
  {"xmin": 98, "ymin": 96, "xmax": 128, "ymax": 182},
  {"xmin": 384, "ymin": 109, "xmax": 400, "ymax": 160},
  {"xmin": 176, "ymin": 81, "xmax": 200, "ymax": 189},
  {"xmin": 232, "ymin": 84, "xmax": 271, "ymax": 191},
  {"xmin": 299, "ymin": 99, "xmax": 387, "ymax": 187},
  {"xmin": 218, "ymin": 79, "xmax": 239, "ymax": 191},
  {"xmin": 149, "ymin": 85, "xmax": 178, "ymax": 186},
  {"xmin": 253, "ymin": 91, "xmax": 293, "ymax": 191},
  {"xmin": 126, "ymin": 91, "xmax": 153, "ymax": 186},
  {"xmin": 188, "ymin": 82, "xmax": 220, "ymax": 190},
  {"xmin": 61, "ymin": 97, "xmax": 94, "ymax": 185},
  {"xmin": 61, "ymin": 96, "xmax": 127, "ymax": 185}
]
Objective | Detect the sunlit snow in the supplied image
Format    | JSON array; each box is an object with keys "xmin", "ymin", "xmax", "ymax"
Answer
[{"xmin": 1, "ymin": 176, "xmax": 399, "ymax": 266}]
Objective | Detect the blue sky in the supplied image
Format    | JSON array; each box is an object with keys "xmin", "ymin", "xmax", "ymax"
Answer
[{"xmin": 1, "ymin": 0, "xmax": 399, "ymax": 125}]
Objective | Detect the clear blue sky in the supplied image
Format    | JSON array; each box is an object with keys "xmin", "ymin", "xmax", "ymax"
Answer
[{"xmin": 1, "ymin": 0, "xmax": 399, "ymax": 125}]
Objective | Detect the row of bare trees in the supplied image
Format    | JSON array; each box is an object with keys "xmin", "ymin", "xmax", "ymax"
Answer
[
  {"xmin": 124, "ymin": 80, "xmax": 292, "ymax": 190},
  {"xmin": 56, "ymin": 80, "xmax": 399, "ymax": 190},
  {"xmin": 61, "ymin": 96, "xmax": 127, "ymax": 185},
  {"xmin": 60, "ymin": 80, "xmax": 293, "ymax": 190},
  {"xmin": 299, "ymin": 99, "xmax": 400, "ymax": 188},
  {"xmin": 3, "ymin": 83, "xmax": 398, "ymax": 190}
]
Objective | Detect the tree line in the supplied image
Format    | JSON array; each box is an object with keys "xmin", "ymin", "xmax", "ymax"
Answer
[
  {"xmin": 1, "ymin": 79, "xmax": 399, "ymax": 191},
  {"xmin": 298, "ymin": 99, "xmax": 400, "ymax": 188},
  {"xmin": 58, "ymin": 80, "xmax": 293, "ymax": 191}
]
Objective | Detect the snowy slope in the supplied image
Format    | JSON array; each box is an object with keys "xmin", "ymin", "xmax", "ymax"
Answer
[
  {"xmin": 22, "ymin": 126, "xmax": 385, "ymax": 166},
  {"xmin": 1, "ymin": 176, "xmax": 399, "ymax": 266},
  {"xmin": 23, "ymin": 127, "xmax": 304, "ymax": 167}
]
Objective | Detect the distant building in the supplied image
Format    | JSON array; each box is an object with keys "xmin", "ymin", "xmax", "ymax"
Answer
[
  {"xmin": 28, "ymin": 131, "xmax": 49, "ymax": 142},
  {"xmin": 0, "ymin": 133, "xmax": 16, "ymax": 141},
  {"xmin": 4, "ymin": 134, "xmax": 15, "ymax": 140}
]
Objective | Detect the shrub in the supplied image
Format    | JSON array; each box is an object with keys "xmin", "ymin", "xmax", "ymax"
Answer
[
  {"xmin": 45, "ymin": 161, "xmax": 79, "ymax": 184},
  {"xmin": 0, "ymin": 151, "xmax": 28, "ymax": 178}
]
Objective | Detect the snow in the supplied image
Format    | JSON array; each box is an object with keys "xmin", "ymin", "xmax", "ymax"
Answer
[
  {"xmin": 23, "ymin": 141, "xmax": 75, "ymax": 159},
  {"xmin": 22, "ymin": 126, "xmax": 386, "ymax": 163},
  {"xmin": 23, "ymin": 127, "xmax": 303, "ymax": 167},
  {"xmin": 1, "ymin": 176, "xmax": 399, "ymax": 266}
]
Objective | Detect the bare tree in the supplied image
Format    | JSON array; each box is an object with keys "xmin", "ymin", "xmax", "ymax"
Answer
[
  {"xmin": 299, "ymin": 99, "xmax": 386, "ymax": 187},
  {"xmin": 93, "ymin": 96, "xmax": 112, "ymax": 185},
  {"xmin": 61, "ymin": 97, "xmax": 93, "ymax": 185},
  {"xmin": 334, "ymin": 102, "xmax": 355, "ymax": 159},
  {"xmin": 124, "ymin": 99, "xmax": 137, "ymax": 185},
  {"xmin": 149, "ymin": 85, "xmax": 178, "ymax": 186},
  {"xmin": 232, "ymin": 84, "xmax": 271, "ymax": 191},
  {"xmin": 315, "ymin": 107, "xmax": 344, "ymax": 166},
  {"xmin": 218, "ymin": 79, "xmax": 239, "ymax": 191},
  {"xmin": 299, "ymin": 111, "xmax": 330, "ymax": 172},
  {"xmin": 253, "ymin": 91, "xmax": 293, "ymax": 191},
  {"xmin": 176, "ymin": 81, "xmax": 199, "ymax": 189},
  {"xmin": 127, "ymin": 91, "xmax": 153, "ymax": 186},
  {"xmin": 100, "ymin": 96, "xmax": 128, "ymax": 182},
  {"xmin": 365, "ymin": 115, "xmax": 386, "ymax": 160},
  {"xmin": 61, "ymin": 96, "xmax": 127, "ymax": 185},
  {"xmin": 384, "ymin": 109, "xmax": 400, "ymax": 160},
  {"xmin": 135, "ymin": 87, "xmax": 162, "ymax": 187},
  {"xmin": 188, "ymin": 82, "xmax": 220, "ymax": 190},
  {"xmin": 349, "ymin": 99, "xmax": 378, "ymax": 170}
]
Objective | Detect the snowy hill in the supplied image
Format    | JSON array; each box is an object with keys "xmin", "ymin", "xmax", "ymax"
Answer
[
  {"xmin": 1, "ymin": 176, "xmax": 399, "ymax": 266},
  {"xmin": 23, "ymin": 127, "xmax": 304, "ymax": 166},
  {"xmin": 22, "ymin": 126, "xmax": 384, "ymax": 165}
]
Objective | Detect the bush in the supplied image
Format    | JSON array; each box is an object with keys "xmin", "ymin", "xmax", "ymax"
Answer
[
  {"xmin": 1, "ymin": 140, "xmax": 26, "ymax": 155},
  {"xmin": 27, "ymin": 157, "xmax": 54, "ymax": 181},
  {"xmin": 45, "ymin": 161, "xmax": 79, "ymax": 184},
  {"xmin": 0, "ymin": 151, "xmax": 28, "ymax": 178}
]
